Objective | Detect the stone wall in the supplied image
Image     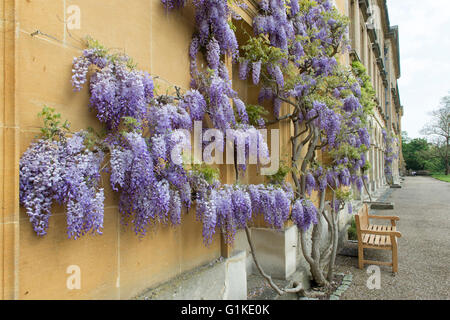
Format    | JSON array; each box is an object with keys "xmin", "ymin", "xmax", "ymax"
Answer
[
  {"xmin": 0, "ymin": 0, "xmax": 403, "ymax": 300},
  {"xmin": 1, "ymin": 0, "xmax": 223, "ymax": 300}
]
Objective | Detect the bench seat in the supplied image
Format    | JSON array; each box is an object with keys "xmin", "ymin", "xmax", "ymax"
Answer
[{"xmin": 362, "ymin": 225, "xmax": 396, "ymax": 247}]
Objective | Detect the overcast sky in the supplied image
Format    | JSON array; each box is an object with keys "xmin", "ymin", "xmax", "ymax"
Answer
[{"xmin": 386, "ymin": 0, "xmax": 450, "ymax": 138}]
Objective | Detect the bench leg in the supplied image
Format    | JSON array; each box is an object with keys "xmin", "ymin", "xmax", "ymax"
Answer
[
  {"xmin": 392, "ymin": 247, "xmax": 398, "ymax": 273},
  {"xmin": 391, "ymin": 236, "xmax": 398, "ymax": 273},
  {"xmin": 358, "ymin": 245, "xmax": 364, "ymax": 269}
]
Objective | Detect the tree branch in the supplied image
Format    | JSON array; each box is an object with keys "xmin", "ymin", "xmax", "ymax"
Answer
[{"xmin": 362, "ymin": 174, "xmax": 373, "ymax": 202}]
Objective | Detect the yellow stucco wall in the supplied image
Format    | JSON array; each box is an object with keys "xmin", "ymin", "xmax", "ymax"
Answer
[
  {"xmin": 1, "ymin": 0, "xmax": 402, "ymax": 300},
  {"xmin": 0, "ymin": 0, "xmax": 322, "ymax": 299},
  {"xmin": 1, "ymin": 0, "xmax": 224, "ymax": 300}
]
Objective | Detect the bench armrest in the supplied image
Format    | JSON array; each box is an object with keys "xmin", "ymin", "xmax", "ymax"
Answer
[
  {"xmin": 360, "ymin": 229, "xmax": 402, "ymax": 238},
  {"xmin": 368, "ymin": 215, "xmax": 400, "ymax": 221}
]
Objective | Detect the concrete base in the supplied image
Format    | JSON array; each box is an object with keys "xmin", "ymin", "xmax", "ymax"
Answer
[
  {"xmin": 137, "ymin": 251, "xmax": 247, "ymax": 300},
  {"xmin": 250, "ymin": 226, "xmax": 298, "ymax": 280},
  {"xmin": 232, "ymin": 229, "xmax": 254, "ymax": 276}
]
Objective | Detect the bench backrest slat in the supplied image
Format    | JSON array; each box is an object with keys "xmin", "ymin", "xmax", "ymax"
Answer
[{"xmin": 355, "ymin": 204, "xmax": 369, "ymax": 237}]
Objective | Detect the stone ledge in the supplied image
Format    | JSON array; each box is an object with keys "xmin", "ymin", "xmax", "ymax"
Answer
[
  {"xmin": 136, "ymin": 251, "xmax": 247, "ymax": 300},
  {"xmin": 364, "ymin": 201, "xmax": 395, "ymax": 210}
]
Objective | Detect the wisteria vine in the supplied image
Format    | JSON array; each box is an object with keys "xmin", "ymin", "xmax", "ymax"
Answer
[
  {"xmin": 234, "ymin": 0, "xmax": 374, "ymax": 286},
  {"xmin": 19, "ymin": 1, "xmax": 376, "ymax": 287},
  {"xmin": 382, "ymin": 129, "xmax": 399, "ymax": 185}
]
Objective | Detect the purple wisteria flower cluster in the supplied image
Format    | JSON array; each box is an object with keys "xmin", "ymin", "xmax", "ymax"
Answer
[
  {"xmin": 193, "ymin": 177, "xmax": 300, "ymax": 245},
  {"xmin": 193, "ymin": 71, "xmax": 240, "ymax": 131},
  {"xmin": 20, "ymin": 133, "xmax": 105, "ymax": 239},
  {"xmin": 109, "ymin": 131, "xmax": 191, "ymax": 236},
  {"xmin": 189, "ymin": 71, "xmax": 272, "ymax": 174},
  {"xmin": 382, "ymin": 129, "xmax": 398, "ymax": 184},
  {"xmin": 20, "ymin": 0, "xmax": 376, "ymax": 248},
  {"xmin": 247, "ymin": 183, "xmax": 293, "ymax": 230},
  {"xmin": 168, "ymin": 0, "xmax": 272, "ymax": 170},
  {"xmin": 192, "ymin": 0, "xmax": 239, "ymax": 59},
  {"xmin": 72, "ymin": 48, "xmax": 154, "ymax": 130},
  {"xmin": 242, "ymin": 0, "xmax": 344, "ymax": 86},
  {"xmin": 253, "ymin": 0, "xmax": 295, "ymax": 51},
  {"xmin": 237, "ymin": 0, "xmax": 372, "ymax": 219},
  {"xmin": 70, "ymin": 42, "xmax": 200, "ymax": 236},
  {"xmin": 69, "ymin": 37, "xmax": 279, "ymax": 243},
  {"xmin": 291, "ymin": 198, "xmax": 319, "ymax": 231}
]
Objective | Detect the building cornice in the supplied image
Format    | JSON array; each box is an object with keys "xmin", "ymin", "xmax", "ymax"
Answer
[
  {"xmin": 391, "ymin": 84, "xmax": 401, "ymax": 110},
  {"xmin": 379, "ymin": 0, "xmax": 401, "ymax": 79},
  {"xmin": 372, "ymin": 42, "xmax": 381, "ymax": 59},
  {"xmin": 367, "ymin": 26, "xmax": 377, "ymax": 44},
  {"xmin": 359, "ymin": 0, "xmax": 371, "ymax": 22},
  {"xmin": 387, "ymin": 26, "xmax": 401, "ymax": 79},
  {"xmin": 376, "ymin": 57, "xmax": 384, "ymax": 72}
]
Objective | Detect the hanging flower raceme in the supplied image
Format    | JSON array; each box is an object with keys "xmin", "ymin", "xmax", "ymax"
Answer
[
  {"xmin": 245, "ymin": 184, "xmax": 293, "ymax": 230},
  {"xmin": 160, "ymin": 0, "xmax": 270, "ymax": 175},
  {"xmin": 291, "ymin": 198, "xmax": 319, "ymax": 231},
  {"xmin": 253, "ymin": 0, "xmax": 295, "ymax": 51},
  {"xmin": 306, "ymin": 101, "xmax": 342, "ymax": 149},
  {"xmin": 190, "ymin": 69, "xmax": 270, "ymax": 173},
  {"xmin": 193, "ymin": 177, "xmax": 297, "ymax": 245},
  {"xmin": 72, "ymin": 48, "xmax": 154, "ymax": 130},
  {"xmin": 164, "ymin": 0, "xmax": 238, "ymax": 80},
  {"xmin": 192, "ymin": 0, "xmax": 239, "ymax": 59},
  {"xmin": 20, "ymin": 132, "xmax": 105, "ymax": 239},
  {"xmin": 109, "ymin": 131, "xmax": 190, "ymax": 236},
  {"xmin": 382, "ymin": 129, "xmax": 398, "ymax": 184},
  {"xmin": 207, "ymin": 38, "xmax": 221, "ymax": 71},
  {"xmin": 343, "ymin": 95, "xmax": 362, "ymax": 113},
  {"xmin": 179, "ymin": 89, "xmax": 207, "ymax": 122},
  {"xmin": 147, "ymin": 101, "xmax": 192, "ymax": 135}
]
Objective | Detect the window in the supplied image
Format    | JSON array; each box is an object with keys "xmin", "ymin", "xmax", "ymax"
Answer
[{"xmin": 360, "ymin": 25, "xmax": 365, "ymax": 63}]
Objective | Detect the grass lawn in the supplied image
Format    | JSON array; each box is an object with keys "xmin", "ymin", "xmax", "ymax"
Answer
[{"xmin": 431, "ymin": 174, "xmax": 450, "ymax": 183}]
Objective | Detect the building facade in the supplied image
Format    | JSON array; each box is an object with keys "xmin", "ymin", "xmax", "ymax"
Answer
[
  {"xmin": 348, "ymin": 0, "xmax": 403, "ymax": 190},
  {"xmin": 0, "ymin": 0, "xmax": 403, "ymax": 299}
]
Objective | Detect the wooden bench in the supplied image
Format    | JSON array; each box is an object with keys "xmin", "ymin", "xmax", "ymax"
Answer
[{"xmin": 355, "ymin": 204, "xmax": 402, "ymax": 273}]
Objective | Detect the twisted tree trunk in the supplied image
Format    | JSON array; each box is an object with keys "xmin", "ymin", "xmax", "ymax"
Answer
[{"xmin": 327, "ymin": 192, "xmax": 339, "ymax": 281}]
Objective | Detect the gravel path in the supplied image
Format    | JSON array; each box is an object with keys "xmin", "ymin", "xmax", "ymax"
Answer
[{"xmin": 336, "ymin": 176, "xmax": 450, "ymax": 300}]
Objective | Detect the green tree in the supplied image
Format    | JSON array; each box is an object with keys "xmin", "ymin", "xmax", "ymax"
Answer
[
  {"xmin": 421, "ymin": 92, "xmax": 450, "ymax": 175},
  {"xmin": 402, "ymin": 133, "xmax": 445, "ymax": 173},
  {"xmin": 402, "ymin": 136, "xmax": 429, "ymax": 171}
]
